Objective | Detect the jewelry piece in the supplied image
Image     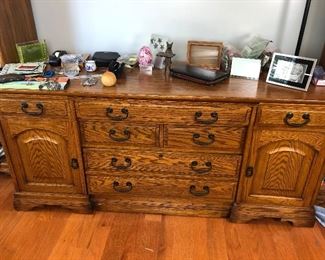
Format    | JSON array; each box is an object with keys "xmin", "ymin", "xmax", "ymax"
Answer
[{"xmin": 82, "ymin": 77, "xmax": 98, "ymax": 86}]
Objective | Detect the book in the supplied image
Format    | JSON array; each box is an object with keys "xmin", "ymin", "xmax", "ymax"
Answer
[
  {"xmin": 15, "ymin": 63, "xmax": 39, "ymax": 71},
  {"xmin": 0, "ymin": 62, "xmax": 45, "ymax": 75}
]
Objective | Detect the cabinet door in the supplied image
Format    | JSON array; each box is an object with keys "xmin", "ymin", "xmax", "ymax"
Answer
[
  {"xmin": 2, "ymin": 117, "xmax": 84, "ymax": 194},
  {"xmin": 243, "ymin": 129, "xmax": 325, "ymax": 207}
]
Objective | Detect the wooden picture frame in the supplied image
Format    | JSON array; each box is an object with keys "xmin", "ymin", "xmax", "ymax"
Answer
[
  {"xmin": 187, "ymin": 41, "xmax": 223, "ymax": 70},
  {"xmin": 266, "ymin": 52, "xmax": 317, "ymax": 92}
]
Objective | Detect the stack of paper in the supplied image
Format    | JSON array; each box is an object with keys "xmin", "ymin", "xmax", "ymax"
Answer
[{"xmin": 0, "ymin": 62, "xmax": 46, "ymax": 75}]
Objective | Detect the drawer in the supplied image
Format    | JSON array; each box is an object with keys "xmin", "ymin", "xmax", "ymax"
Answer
[
  {"xmin": 80, "ymin": 121, "xmax": 159, "ymax": 147},
  {"xmin": 0, "ymin": 97, "xmax": 69, "ymax": 117},
  {"xmin": 87, "ymin": 174, "xmax": 237, "ymax": 201},
  {"xmin": 165, "ymin": 126, "xmax": 246, "ymax": 153},
  {"xmin": 257, "ymin": 103, "xmax": 325, "ymax": 127},
  {"xmin": 84, "ymin": 148, "xmax": 241, "ymax": 178},
  {"xmin": 76, "ymin": 99, "xmax": 251, "ymax": 126}
]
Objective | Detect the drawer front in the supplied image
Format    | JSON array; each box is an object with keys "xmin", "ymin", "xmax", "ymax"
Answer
[
  {"xmin": 80, "ymin": 121, "xmax": 159, "ymax": 147},
  {"xmin": 87, "ymin": 174, "xmax": 237, "ymax": 201},
  {"xmin": 84, "ymin": 148, "xmax": 241, "ymax": 178},
  {"xmin": 0, "ymin": 98, "xmax": 69, "ymax": 117},
  {"xmin": 257, "ymin": 103, "xmax": 325, "ymax": 127},
  {"xmin": 165, "ymin": 126, "xmax": 245, "ymax": 153},
  {"xmin": 76, "ymin": 99, "xmax": 251, "ymax": 125}
]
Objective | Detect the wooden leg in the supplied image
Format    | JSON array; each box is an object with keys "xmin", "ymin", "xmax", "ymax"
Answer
[
  {"xmin": 14, "ymin": 192, "xmax": 93, "ymax": 214},
  {"xmin": 230, "ymin": 203, "xmax": 315, "ymax": 227}
]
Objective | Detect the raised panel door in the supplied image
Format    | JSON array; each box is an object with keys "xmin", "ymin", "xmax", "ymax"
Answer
[
  {"xmin": 243, "ymin": 129, "xmax": 325, "ymax": 206},
  {"xmin": 2, "ymin": 118, "xmax": 84, "ymax": 194}
]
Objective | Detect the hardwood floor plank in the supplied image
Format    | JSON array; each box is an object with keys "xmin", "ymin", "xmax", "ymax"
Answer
[
  {"xmin": 289, "ymin": 224, "xmax": 325, "ymax": 260},
  {"xmin": 48, "ymin": 212, "xmax": 112, "ymax": 260},
  {"xmin": 157, "ymin": 215, "xmax": 223, "ymax": 260},
  {"xmin": 100, "ymin": 213, "xmax": 165, "ymax": 260},
  {"xmin": 0, "ymin": 175, "xmax": 13, "ymax": 208},
  {"xmin": 265, "ymin": 222, "xmax": 299, "ymax": 260},
  {"xmin": 205, "ymin": 219, "xmax": 229, "ymax": 260},
  {"xmin": 0, "ymin": 210, "xmax": 70, "ymax": 260}
]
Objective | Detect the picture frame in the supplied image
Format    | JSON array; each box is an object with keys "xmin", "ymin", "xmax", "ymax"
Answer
[
  {"xmin": 187, "ymin": 41, "xmax": 223, "ymax": 70},
  {"xmin": 266, "ymin": 52, "xmax": 317, "ymax": 92},
  {"xmin": 16, "ymin": 40, "xmax": 48, "ymax": 63}
]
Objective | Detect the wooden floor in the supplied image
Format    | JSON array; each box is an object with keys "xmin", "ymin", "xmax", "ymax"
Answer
[{"xmin": 0, "ymin": 174, "xmax": 324, "ymax": 260}]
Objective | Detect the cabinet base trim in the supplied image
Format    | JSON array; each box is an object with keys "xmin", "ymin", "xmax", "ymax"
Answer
[
  {"xmin": 229, "ymin": 203, "xmax": 315, "ymax": 227},
  {"xmin": 92, "ymin": 196, "xmax": 232, "ymax": 217},
  {"xmin": 14, "ymin": 192, "xmax": 92, "ymax": 214}
]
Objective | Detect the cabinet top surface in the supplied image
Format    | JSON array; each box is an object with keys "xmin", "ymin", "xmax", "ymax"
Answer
[{"xmin": 1, "ymin": 68, "xmax": 325, "ymax": 104}]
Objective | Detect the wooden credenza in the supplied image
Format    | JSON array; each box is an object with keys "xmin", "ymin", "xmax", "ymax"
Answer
[{"xmin": 0, "ymin": 70, "xmax": 325, "ymax": 227}]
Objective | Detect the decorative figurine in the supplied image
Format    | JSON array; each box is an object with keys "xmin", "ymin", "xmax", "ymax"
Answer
[
  {"xmin": 150, "ymin": 34, "xmax": 169, "ymax": 69},
  {"xmin": 157, "ymin": 42, "xmax": 176, "ymax": 77},
  {"xmin": 138, "ymin": 46, "xmax": 154, "ymax": 75}
]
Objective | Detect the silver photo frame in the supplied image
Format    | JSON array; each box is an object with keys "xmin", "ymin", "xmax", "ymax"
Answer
[{"xmin": 266, "ymin": 52, "xmax": 317, "ymax": 92}]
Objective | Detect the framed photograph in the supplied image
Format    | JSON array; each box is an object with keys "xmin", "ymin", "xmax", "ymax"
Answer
[
  {"xmin": 266, "ymin": 53, "xmax": 317, "ymax": 92},
  {"xmin": 187, "ymin": 41, "xmax": 223, "ymax": 70}
]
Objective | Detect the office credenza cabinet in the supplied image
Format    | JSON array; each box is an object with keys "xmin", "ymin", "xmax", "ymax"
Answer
[{"xmin": 1, "ymin": 70, "xmax": 325, "ymax": 227}]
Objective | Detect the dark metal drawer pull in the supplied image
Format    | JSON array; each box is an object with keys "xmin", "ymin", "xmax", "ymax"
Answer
[
  {"xmin": 113, "ymin": 181, "xmax": 133, "ymax": 193},
  {"xmin": 70, "ymin": 158, "xmax": 79, "ymax": 169},
  {"xmin": 190, "ymin": 161, "xmax": 212, "ymax": 174},
  {"xmin": 189, "ymin": 185, "xmax": 210, "ymax": 196},
  {"xmin": 106, "ymin": 107, "xmax": 128, "ymax": 121},
  {"xmin": 111, "ymin": 157, "xmax": 132, "ymax": 170},
  {"xmin": 192, "ymin": 133, "xmax": 215, "ymax": 146},
  {"xmin": 284, "ymin": 112, "xmax": 310, "ymax": 127},
  {"xmin": 108, "ymin": 128, "xmax": 131, "ymax": 142},
  {"xmin": 21, "ymin": 101, "xmax": 44, "ymax": 116},
  {"xmin": 194, "ymin": 111, "xmax": 218, "ymax": 124}
]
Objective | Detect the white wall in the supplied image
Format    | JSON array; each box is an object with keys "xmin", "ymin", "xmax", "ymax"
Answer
[{"xmin": 30, "ymin": 0, "xmax": 325, "ymax": 60}]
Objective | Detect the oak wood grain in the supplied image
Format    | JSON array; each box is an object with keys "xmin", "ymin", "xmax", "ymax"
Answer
[
  {"xmin": 0, "ymin": 97, "xmax": 69, "ymax": 117},
  {"xmin": 1, "ymin": 117, "xmax": 85, "ymax": 194},
  {"xmin": 238, "ymin": 128, "xmax": 325, "ymax": 207},
  {"xmin": 14, "ymin": 192, "xmax": 92, "ymax": 213},
  {"xmin": 252, "ymin": 140, "xmax": 316, "ymax": 197},
  {"xmin": 165, "ymin": 126, "xmax": 246, "ymax": 153},
  {"xmin": 0, "ymin": 123, "xmax": 17, "ymax": 188},
  {"xmin": 76, "ymin": 98, "xmax": 252, "ymax": 125},
  {"xmin": 80, "ymin": 121, "xmax": 159, "ymax": 148},
  {"xmin": 230, "ymin": 203, "xmax": 315, "ymax": 227},
  {"xmin": 257, "ymin": 103, "xmax": 325, "ymax": 127},
  {"xmin": 87, "ymin": 174, "xmax": 237, "ymax": 201},
  {"xmin": 92, "ymin": 196, "xmax": 233, "ymax": 218},
  {"xmin": 83, "ymin": 148, "xmax": 241, "ymax": 177}
]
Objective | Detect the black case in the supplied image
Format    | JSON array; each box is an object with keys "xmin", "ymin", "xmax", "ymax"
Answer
[
  {"xmin": 92, "ymin": 52, "xmax": 120, "ymax": 67},
  {"xmin": 170, "ymin": 64, "xmax": 229, "ymax": 85}
]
